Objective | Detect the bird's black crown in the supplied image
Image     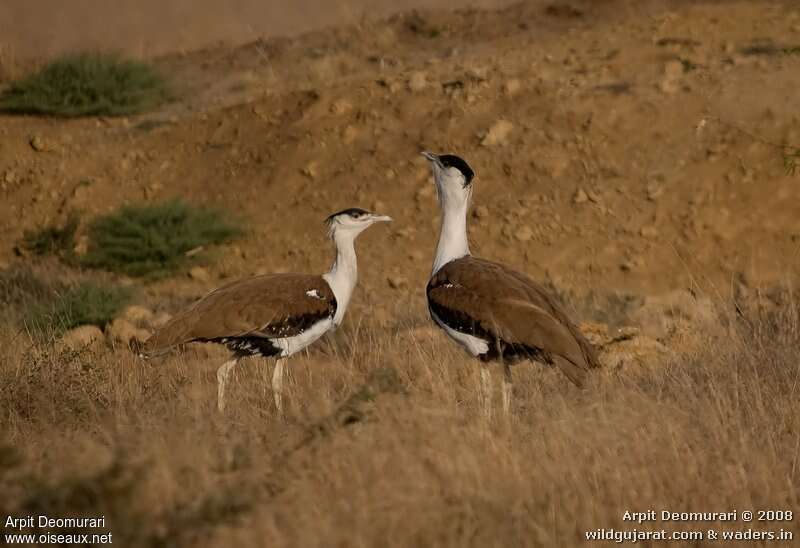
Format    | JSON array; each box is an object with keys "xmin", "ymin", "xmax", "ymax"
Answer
[
  {"xmin": 324, "ymin": 207, "xmax": 371, "ymax": 225},
  {"xmin": 439, "ymin": 154, "xmax": 475, "ymax": 185}
]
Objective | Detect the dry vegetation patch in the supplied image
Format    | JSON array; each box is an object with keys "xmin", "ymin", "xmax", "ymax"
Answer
[{"xmin": 0, "ymin": 300, "xmax": 797, "ymax": 546}]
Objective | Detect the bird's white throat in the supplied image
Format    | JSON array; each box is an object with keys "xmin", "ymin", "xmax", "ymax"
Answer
[
  {"xmin": 323, "ymin": 230, "xmax": 359, "ymax": 324},
  {"xmin": 432, "ymin": 188, "xmax": 471, "ymax": 275}
]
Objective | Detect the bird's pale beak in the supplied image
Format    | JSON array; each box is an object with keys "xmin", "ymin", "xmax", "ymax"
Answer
[
  {"xmin": 421, "ymin": 151, "xmax": 443, "ymax": 168},
  {"xmin": 371, "ymin": 214, "xmax": 393, "ymax": 223}
]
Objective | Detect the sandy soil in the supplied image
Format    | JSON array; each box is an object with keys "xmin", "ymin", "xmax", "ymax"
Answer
[
  {"xmin": 2, "ymin": 0, "xmax": 799, "ymax": 316},
  {"xmin": 1, "ymin": 0, "xmax": 515, "ymax": 59}
]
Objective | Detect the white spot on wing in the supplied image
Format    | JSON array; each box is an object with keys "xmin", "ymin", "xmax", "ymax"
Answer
[{"xmin": 306, "ymin": 289, "xmax": 323, "ymax": 299}]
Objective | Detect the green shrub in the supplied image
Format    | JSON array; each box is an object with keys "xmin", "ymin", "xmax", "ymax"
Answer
[
  {"xmin": 81, "ymin": 199, "xmax": 241, "ymax": 278},
  {"xmin": 19, "ymin": 212, "xmax": 79, "ymax": 259},
  {"xmin": 0, "ymin": 53, "xmax": 168, "ymax": 117},
  {"xmin": 25, "ymin": 282, "xmax": 132, "ymax": 335}
]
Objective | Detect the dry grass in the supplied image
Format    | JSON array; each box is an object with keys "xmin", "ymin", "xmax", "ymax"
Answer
[{"xmin": 0, "ymin": 299, "xmax": 798, "ymax": 547}]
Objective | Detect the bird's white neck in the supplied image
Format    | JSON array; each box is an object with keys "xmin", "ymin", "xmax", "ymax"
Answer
[
  {"xmin": 323, "ymin": 231, "xmax": 358, "ymax": 325},
  {"xmin": 432, "ymin": 192, "xmax": 471, "ymax": 275}
]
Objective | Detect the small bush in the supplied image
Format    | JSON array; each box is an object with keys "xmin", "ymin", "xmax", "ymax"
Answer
[
  {"xmin": 80, "ymin": 199, "xmax": 241, "ymax": 278},
  {"xmin": 25, "ymin": 282, "xmax": 132, "ymax": 335},
  {"xmin": 0, "ymin": 52, "xmax": 168, "ymax": 117},
  {"xmin": 19, "ymin": 212, "xmax": 79, "ymax": 259}
]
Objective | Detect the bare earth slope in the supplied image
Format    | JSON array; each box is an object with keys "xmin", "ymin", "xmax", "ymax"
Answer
[{"xmin": 1, "ymin": 0, "xmax": 799, "ymax": 318}]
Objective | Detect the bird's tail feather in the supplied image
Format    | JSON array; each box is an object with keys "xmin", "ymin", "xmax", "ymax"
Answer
[{"xmin": 551, "ymin": 354, "xmax": 589, "ymax": 388}]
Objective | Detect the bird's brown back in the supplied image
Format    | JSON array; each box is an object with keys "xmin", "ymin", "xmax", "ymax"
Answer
[{"xmin": 142, "ymin": 273, "xmax": 336, "ymax": 356}]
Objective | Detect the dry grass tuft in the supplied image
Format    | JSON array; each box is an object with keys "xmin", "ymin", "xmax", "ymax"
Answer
[{"xmin": 0, "ymin": 297, "xmax": 798, "ymax": 546}]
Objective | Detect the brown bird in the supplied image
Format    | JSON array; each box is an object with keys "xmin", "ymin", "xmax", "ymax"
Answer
[
  {"xmin": 421, "ymin": 152, "xmax": 599, "ymax": 416},
  {"xmin": 140, "ymin": 208, "xmax": 392, "ymax": 413}
]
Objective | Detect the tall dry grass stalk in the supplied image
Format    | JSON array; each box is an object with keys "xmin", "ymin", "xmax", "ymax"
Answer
[{"xmin": 0, "ymin": 299, "xmax": 798, "ymax": 546}]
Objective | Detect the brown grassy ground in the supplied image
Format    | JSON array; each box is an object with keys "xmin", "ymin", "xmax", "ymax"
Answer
[
  {"xmin": 1, "ymin": 295, "xmax": 798, "ymax": 547},
  {"xmin": 1, "ymin": 1, "xmax": 800, "ymax": 545}
]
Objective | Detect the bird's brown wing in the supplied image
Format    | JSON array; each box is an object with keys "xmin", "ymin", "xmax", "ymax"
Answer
[
  {"xmin": 142, "ymin": 273, "xmax": 336, "ymax": 356},
  {"xmin": 427, "ymin": 256, "xmax": 599, "ymax": 386}
]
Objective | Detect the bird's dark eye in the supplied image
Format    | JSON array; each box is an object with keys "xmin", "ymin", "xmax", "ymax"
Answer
[{"xmin": 352, "ymin": 212, "xmax": 362, "ymax": 219}]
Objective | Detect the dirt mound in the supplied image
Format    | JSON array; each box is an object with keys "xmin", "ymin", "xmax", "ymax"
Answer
[{"xmin": 1, "ymin": 0, "xmax": 799, "ymax": 328}]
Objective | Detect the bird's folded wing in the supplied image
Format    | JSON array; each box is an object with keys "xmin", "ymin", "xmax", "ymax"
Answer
[
  {"xmin": 143, "ymin": 274, "xmax": 336, "ymax": 354},
  {"xmin": 428, "ymin": 256, "xmax": 599, "ymax": 385}
]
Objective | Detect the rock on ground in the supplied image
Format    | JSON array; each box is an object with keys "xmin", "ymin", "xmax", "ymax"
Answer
[
  {"xmin": 106, "ymin": 318, "xmax": 152, "ymax": 347},
  {"xmin": 58, "ymin": 325, "xmax": 105, "ymax": 351}
]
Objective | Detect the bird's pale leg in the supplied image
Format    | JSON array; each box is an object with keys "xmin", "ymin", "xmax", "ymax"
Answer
[
  {"xmin": 479, "ymin": 364, "xmax": 492, "ymax": 419},
  {"xmin": 261, "ymin": 359, "xmax": 270, "ymax": 396},
  {"xmin": 502, "ymin": 363, "xmax": 513, "ymax": 416},
  {"xmin": 272, "ymin": 358, "xmax": 286, "ymax": 415},
  {"xmin": 216, "ymin": 358, "xmax": 239, "ymax": 412}
]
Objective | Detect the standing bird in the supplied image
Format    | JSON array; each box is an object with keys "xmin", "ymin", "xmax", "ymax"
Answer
[
  {"xmin": 421, "ymin": 152, "xmax": 600, "ymax": 416},
  {"xmin": 140, "ymin": 208, "xmax": 392, "ymax": 413}
]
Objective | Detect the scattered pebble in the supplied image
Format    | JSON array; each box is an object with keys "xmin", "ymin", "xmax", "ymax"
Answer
[
  {"xmin": 122, "ymin": 305, "xmax": 155, "ymax": 325},
  {"xmin": 514, "ymin": 226, "xmax": 534, "ymax": 242},
  {"xmin": 387, "ymin": 275, "xmax": 408, "ymax": 289},
  {"xmin": 640, "ymin": 225, "xmax": 659, "ymax": 238},
  {"xmin": 503, "ymin": 78, "xmax": 522, "ymax": 96},
  {"xmin": 329, "ymin": 99, "xmax": 353, "ymax": 115},
  {"xmin": 302, "ymin": 162, "xmax": 318, "ymax": 179},
  {"xmin": 59, "ymin": 325, "xmax": 104, "ymax": 351},
  {"xmin": 573, "ymin": 188, "xmax": 589, "ymax": 204},
  {"xmin": 646, "ymin": 182, "xmax": 664, "ymax": 201},
  {"xmin": 473, "ymin": 205, "xmax": 490, "ymax": 220},
  {"xmin": 407, "ymin": 71, "xmax": 428, "ymax": 92},
  {"xmin": 29, "ymin": 135, "xmax": 53, "ymax": 152},
  {"xmin": 481, "ymin": 119, "xmax": 514, "ymax": 147},
  {"xmin": 189, "ymin": 266, "xmax": 211, "ymax": 282},
  {"xmin": 106, "ymin": 318, "xmax": 151, "ymax": 347}
]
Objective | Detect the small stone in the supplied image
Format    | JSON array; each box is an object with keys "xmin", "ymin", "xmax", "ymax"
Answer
[
  {"xmin": 59, "ymin": 325, "xmax": 104, "ymax": 351},
  {"xmin": 481, "ymin": 119, "xmax": 514, "ymax": 147},
  {"xmin": 407, "ymin": 71, "xmax": 428, "ymax": 92},
  {"xmin": 415, "ymin": 185, "xmax": 434, "ymax": 202},
  {"xmin": 659, "ymin": 59, "xmax": 684, "ymax": 95},
  {"xmin": 503, "ymin": 78, "xmax": 522, "ymax": 96},
  {"xmin": 29, "ymin": 135, "xmax": 52, "ymax": 152},
  {"xmin": 152, "ymin": 312, "xmax": 173, "ymax": 328},
  {"xmin": 514, "ymin": 226, "xmax": 534, "ymax": 242},
  {"xmin": 573, "ymin": 188, "xmax": 589, "ymax": 204},
  {"xmin": 330, "ymin": 99, "xmax": 353, "ymax": 115},
  {"xmin": 122, "ymin": 305, "xmax": 155, "ymax": 325},
  {"xmin": 387, "ymin": 276, "xmax": 408, "ymax": 289},
  {"xmin": 640, "ymin": 225, "xmax": 659, "ymax": 238},
  {"xmin": 646, "ymin": 182, "xmax": 664, "ymax": 201},
  {"xmin": 465, "ymin": 66, "xmax": 489, "ymax": 82},
  {"xmin": 342, "ymin": 125, "xmax": 359, "ymax": 144},
  {"xmin": 473, "ymin": 205, "xmax": 490, "ymax": 220},
  {"xmin": 301, "ymin": 162, "xmax": 318, "ymax": 179},
  {"xmin": 189, "ymin": 266, "xmax": 211, "ymax": 281},
  {"xmin": 535, "ymin": 155, "xmax": 570, "ymax": 178},
  {"xmin": 106, "ymin": 318, "xmax": 150, "ymax": 347},
  {"xmin": 663, "ymin": 59, "xmax": 684, "ymax": 79},
  {"xmin": 586, "ymin": 190, "xmax": 602, "ymax": 203},
  {"xmin": 73, "ymin": 235, "xmax": 89, "ymax": 256}
]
